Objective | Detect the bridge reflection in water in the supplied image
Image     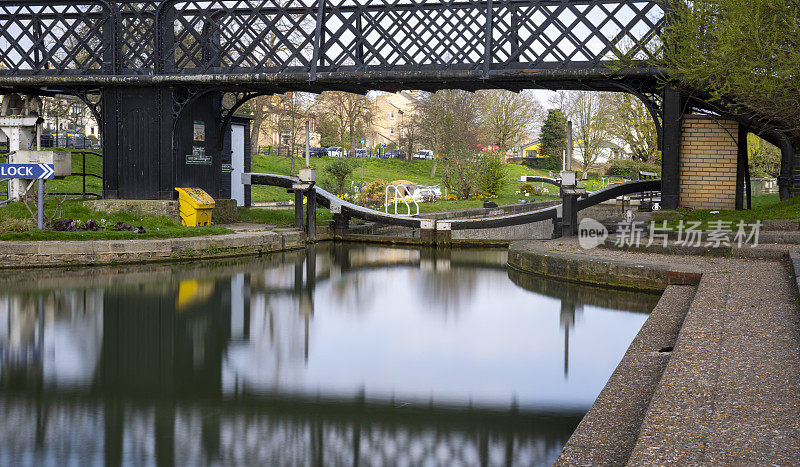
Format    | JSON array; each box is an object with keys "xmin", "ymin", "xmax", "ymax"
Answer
[{"xmin": 0, "ymin": 245, "xmax": 657, "ymax": 466}]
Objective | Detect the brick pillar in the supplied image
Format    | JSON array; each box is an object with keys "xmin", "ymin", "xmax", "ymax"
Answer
[{"xmin": 679, "ymin": 115, "xmax": 739, "ymax": 210}]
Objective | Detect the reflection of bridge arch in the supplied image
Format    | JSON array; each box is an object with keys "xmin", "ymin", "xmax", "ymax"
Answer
[{"xmin": 0, "ymin": 389, "xmax": 580, "ymax": 466}]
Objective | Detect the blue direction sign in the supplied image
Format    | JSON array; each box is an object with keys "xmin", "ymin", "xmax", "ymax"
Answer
[{"xmin": 0, "ymin": 163, "xmax": 54, "ymax": 179}]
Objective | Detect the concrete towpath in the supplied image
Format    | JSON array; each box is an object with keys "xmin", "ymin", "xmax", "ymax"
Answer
[
  {"xmin": 628, "ymin": 262, "xmax": 800, "ymax": 464},
  {"xmin": 0, "ymin": 223, "xmax": 329, "ymax": 269},
  {"xmin": 517, "ymin": 239, "xmax": 800, "ymax": 464}
]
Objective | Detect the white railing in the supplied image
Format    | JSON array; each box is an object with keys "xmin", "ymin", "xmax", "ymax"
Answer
[{"xmin": 384, "ymin": 184, "xmax": 419, "ymax": 217}]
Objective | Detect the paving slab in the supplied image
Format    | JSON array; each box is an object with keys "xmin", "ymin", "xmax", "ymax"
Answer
[{"xmin": 532, "ymin": 238, "xmax": 800, "ymax": 465}]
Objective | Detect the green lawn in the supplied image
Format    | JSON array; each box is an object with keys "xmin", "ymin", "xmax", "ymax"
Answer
[
  {"xmin": 237, "ymin": 206, "xmax": 333, "ymax": 226},
  {"xmin": 44, "ymin": 149, "xmax": 104, "ymax": 197},
  {"xmin": 0, "ymin": 199, "xmax": 230, "ymax": 241},
  {"xmin": 651, "ymin": 193, "xmax": 793, "ymax": 230}
]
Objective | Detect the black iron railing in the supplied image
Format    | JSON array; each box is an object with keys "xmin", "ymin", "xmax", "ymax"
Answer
[
  {"xmin": 46, "ymin": 150, "xmax": 103, "ymax": 199},
  {"xmin": 0, "ymin": 0, "xmax": 665, "ymax": 79},
  {"xmin": 0, "ymin": 150, "xmax": 103, "ymax": 201}
]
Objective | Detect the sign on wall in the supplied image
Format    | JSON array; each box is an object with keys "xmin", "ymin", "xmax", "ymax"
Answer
[
  {"xmin": 193, "ymin": 121, "xmax": 206, "ymax": 142},
  {"xmin": 186, "ymin": 146, "xmax": 212, "ymax": 165}
]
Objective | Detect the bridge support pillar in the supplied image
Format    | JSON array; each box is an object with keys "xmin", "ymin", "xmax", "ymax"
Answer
[
  {"xmin": 661, "ymin": 87, "xmax": 684, "ymax": 210},
  {"xmin": 736, "ymin": 124, "xmax": 751, "ymax": 210}
]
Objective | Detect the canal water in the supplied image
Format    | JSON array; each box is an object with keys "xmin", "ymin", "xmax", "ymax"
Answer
[{"xmin": 0, "ymin": 244, "xmax": 657, "ymax": 466}]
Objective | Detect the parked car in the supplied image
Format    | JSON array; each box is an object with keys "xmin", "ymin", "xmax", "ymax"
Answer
[
  {"xmin": 352, "ymin": 148, "xmax": 369, "ymax": 158},
  {"xmin": 39, "ymin": 133, "xmax": 54, "ymax": 148},
  {"xmin": 413, "ymin": 149, "xmax": 434, "ymax": 160},
  {"xmin": 385, "ymin": 149, "xmax": 407, "ymax": 159},
  {"xmin": 52, "ymin": 130, "xmax": 93, "ymax": 149},
  {"xmin": 309, "ymin": 146, "xmax": 327, "ymax": 158},
  {"xmin": 327, "ymin": 146, "xmax": 344, "ymax": 157}
]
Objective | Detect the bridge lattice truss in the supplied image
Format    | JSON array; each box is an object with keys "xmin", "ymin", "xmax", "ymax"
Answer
[{"xmin": 0, "ymin": 0, "xmax": 664, "ymax": 82}]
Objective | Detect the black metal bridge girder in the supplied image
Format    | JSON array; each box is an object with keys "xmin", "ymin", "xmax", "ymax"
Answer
[{"xmin": 0, "ymin": 0, "xmax": 666, "ymax": 86}]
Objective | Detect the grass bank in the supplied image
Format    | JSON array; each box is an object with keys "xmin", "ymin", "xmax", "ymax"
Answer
[
  {"xmin": 237, "ymin": 206, "xmax": 333, "ymax": 226},
  {"xmin": 651, "ymin": 193, "xmax": 792, "ymax": 229},
  {"xmin": 0, "ymin": 199, "xmax": 230, "ymax": 241}
]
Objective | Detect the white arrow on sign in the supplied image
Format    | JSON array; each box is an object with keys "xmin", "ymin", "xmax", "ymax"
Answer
[{"xmin": 38, "ymin": 163, "xmax": 54, "ymax": 179}]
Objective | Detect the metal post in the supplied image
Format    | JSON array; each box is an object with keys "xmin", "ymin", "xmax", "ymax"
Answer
[
  {"xmin": 36, "ymin": 121, "xmax": 43, "ymax": 230},
  {"xmin": 662, "ymin": 87, "xmax": 683, "ymax": 209},
  {"xmin": 37, "ymin": 179, "xmax": 43, "ymax": 230},
  {"xmin": 745, "ymin": 154, "xmax": 752, "ymax": 210},
  {"xmin": 305, "ymin": 119, "xmax": 310, "ymax": 167},
  {"xmin": 82, "ymin": 152, "xmax": 87, "ymax": 199},
  {"xmin": 736, "ymin": 125, "xmax": 747, "ymax": 210},
  {"xmin": 566, "ymin": 121, "xmax": 572, "ymax": 171}
]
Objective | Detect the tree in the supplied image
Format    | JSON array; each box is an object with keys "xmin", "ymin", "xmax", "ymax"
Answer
[
  {"xmin": 748, "ymin": 134, "xmax": 780, "ymax": 178},
  {"xmin": 605, "ymin": 93, "xmax": 659, "ymax": 163},
  {"xmin": 276, "ymin": 92, "xmax": 309, "ymax": 171},
  {"xmin": 660, "ymin": 0, "xmax": 800, "ymax": 140},
  {"xmin": 245, "ymin": 95, "xmax": 277, "ymax": 155},
  {"xmin": 440, "ymin": 150, "xmax": 483, "ymax": 199},
  {"xmin": 398, "ymin": 109, "xmax": 421, "ymax": 160},
  {"xmin": 42, "ymin": 96, "xmax": 84, "ymax": 133},
  {"xmin": 315, "ymin": 91, "xmax": 371, "ymax": 154},
  {"xmin": 564, "ymin": 91, "xmax": 611, "ymax": 172},
  {"xmin": 539, "ymin": 109, "xmax": 567, "ymax": 171},
  {"xmin": 322, "ymin": 158, "xmax": 356, "ymax": 195},
  {"xmin": 417, "ymin": 90, "xmax": 479, "ymax": 177},
  {"xmin": 477, "ymin": 90, "xmax": 543, "ymax": 153}
]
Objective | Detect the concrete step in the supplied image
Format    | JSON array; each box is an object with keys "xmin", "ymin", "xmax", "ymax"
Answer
[{"xmin": 628, "ymin": 263, "xmax": 800, "ymax": 464}]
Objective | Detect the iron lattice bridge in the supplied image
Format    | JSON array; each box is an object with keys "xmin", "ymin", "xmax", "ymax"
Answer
[{"xmin": 0, "ymin": 0, "xmax": 666, "ymax": 91}]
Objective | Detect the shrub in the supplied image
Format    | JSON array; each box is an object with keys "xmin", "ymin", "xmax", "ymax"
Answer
[
  {"xmin": 480, "ymin": 154, "xmax": 506, "ymax": 196},
  {"xmin": 606, "ymin": 160, "xmax": 661, "ymax": 178},
  {"xmin": 322, "ymin": 158, "xmax": 356, "ymax": 195},
  {"xmin": 355, "ymin": 180, "xmax": 388, "ymax": 210},
  {"xmin": 519, "ymin": 183, "xmax": 543, "ymax": 196},
  {"xmin": 0, "ymin": 217, "xmax": 34, "ymax": 233},
  {"xmin": 441, "ymin": 150, "xmax": 483, "ymax": 199}
]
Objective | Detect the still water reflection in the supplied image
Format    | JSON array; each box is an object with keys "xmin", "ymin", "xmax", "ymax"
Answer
[{"xmin": 0, "ymin": 244, "xmax": 657, "ymax": 466}]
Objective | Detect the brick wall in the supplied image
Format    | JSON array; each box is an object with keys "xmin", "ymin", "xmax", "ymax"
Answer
[{"xmin": 679, "ymin": 115, "xmax": 739, "ymax": 210}]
